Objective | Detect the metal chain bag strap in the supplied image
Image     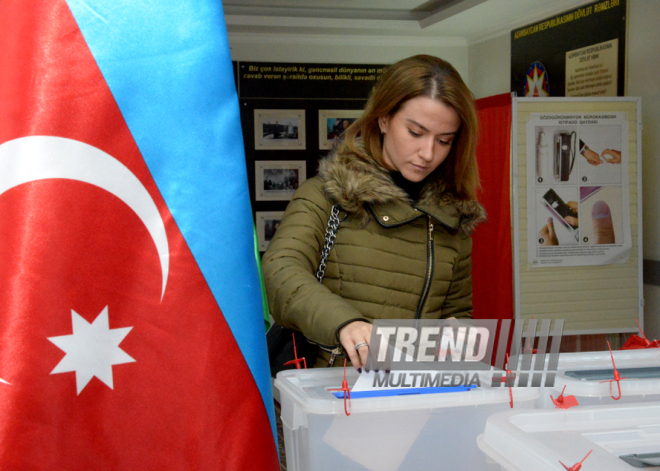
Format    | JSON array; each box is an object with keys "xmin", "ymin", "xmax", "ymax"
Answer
[
  {"xmin": 316, "ymin": 204, "xmax": 340, "ymax": 282},
  {"xmin": 314, "ymin": 204, "xmax": 345, "ymax": 366},
  {"xmin": 267, "ymin": 204, "xmax": 341, "ymax": 376}
]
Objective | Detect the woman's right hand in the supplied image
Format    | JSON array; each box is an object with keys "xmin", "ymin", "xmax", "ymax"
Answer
[
  {"xmin": 538, "ymin": 217, "xmax": 558, "ymax": 246},
  {"xmin": 338, "ymin": 321, "xmax": 372, "ymax": 372},
  {"xmin": 581, "ymin": 146, "xmax": 602, "ymax": 166}
]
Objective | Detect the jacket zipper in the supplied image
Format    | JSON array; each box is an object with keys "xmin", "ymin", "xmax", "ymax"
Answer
[
  {"xmin": 327, "ymin": 346, "xmax": 343, "ymax": 366},
  {"xmin": 305, "ymin": 337, "xmax": 344, "ymax": 366},
  {"xmin": 415, "ymin": 217, "xmax": 435, "ymax": 319}
]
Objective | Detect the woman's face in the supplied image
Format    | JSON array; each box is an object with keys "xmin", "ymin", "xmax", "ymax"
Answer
[{"xmin": 378, "ymin": 96, "xmax": 461, "ymax": 182}]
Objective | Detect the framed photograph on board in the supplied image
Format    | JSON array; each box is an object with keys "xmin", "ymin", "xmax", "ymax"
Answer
[
  {"xmin": 254, "ymin": 109, "xmax": 306, "ymax": 150},
  {"xmin": 318, "ymin": 109, "xmax": 362, "ymax": 149},
  {"xmin": 255, "ymin": 160, "xmax": 306, "ymax": 201},
  {"xmin": 256, "ymin": 211, "xmax": 284, "ymax": 251}
]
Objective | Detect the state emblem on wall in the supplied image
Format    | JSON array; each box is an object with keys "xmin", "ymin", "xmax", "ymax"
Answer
[{"xmin": 523, "ymin": 61, "xmax": 549, "ymax": 97}]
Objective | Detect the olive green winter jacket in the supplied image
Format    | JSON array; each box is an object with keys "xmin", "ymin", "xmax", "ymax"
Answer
[{"xmin": 262, "ymin": 142, "xmax": 486, "ymax": 359}]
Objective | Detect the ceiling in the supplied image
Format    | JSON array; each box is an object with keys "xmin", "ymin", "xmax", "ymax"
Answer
[{"xmin": 224, "ymin": 0, "xmax": 595, "ymax": 45}]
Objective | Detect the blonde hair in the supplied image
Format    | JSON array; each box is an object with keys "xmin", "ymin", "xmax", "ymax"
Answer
[{"xmin": 344, "ymin": 55, "xmax": 480, "ymax": 201}]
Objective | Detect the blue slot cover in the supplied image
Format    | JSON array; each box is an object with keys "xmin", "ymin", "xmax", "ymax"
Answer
[{"xmin": 331, "ymin": 385, "xmax": 476, "ymax": 399}]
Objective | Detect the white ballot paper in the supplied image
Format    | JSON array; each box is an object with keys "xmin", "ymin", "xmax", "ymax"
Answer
[{"xmin": 350, "ymin": 328, "xmax": 479, "ymax": 394}]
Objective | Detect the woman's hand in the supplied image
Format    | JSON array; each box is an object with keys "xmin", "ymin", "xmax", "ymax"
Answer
[
  {"xmin": 581, "ymin": 147, "xmax": 602, "ymax": 166},
  {"xmin": 338, "ymin": 321, "xmax": 372, "ymax": 372},
  {"xmin": 538, "ymin": 217, "xmax": 558, "ymax": 246},
  {"xmin": 565, "ymin": 201, "xmax": 578, "ymax": 227},
  {"xmin": 601, "ymin": 149, "xmax": 621, "ymax": 164}
]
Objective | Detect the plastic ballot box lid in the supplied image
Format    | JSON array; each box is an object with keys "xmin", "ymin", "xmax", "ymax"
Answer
[
  {"xmin": 478, "ymin": 401, "xmax": 660, "ymax": 470},
  {"xmin": 536, "ymin": 348, "xmax": 660, "ymax": 407},
  {"xmin": 274, "ymin": 367, "xmax": 539, "ymax": 471}
]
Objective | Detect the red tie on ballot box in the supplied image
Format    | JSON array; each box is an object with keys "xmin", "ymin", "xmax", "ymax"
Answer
[
  {"xmin": 550, "ymin": 385, "xmax": 579, "ymax": 410},
  {"xmin": 601, "ymin": 341, "xmax": 627, "ymax": 401},
  {"xmin": 0, "ymin": 1, "xmax": 279, "ymax": 469},
  {"xmin": 621, "ymin": 318, "xmax": 660, "ymax": 350},
  {"xmin": 560, "ymin": 449, "xmax": 592, "ymax": 471}
]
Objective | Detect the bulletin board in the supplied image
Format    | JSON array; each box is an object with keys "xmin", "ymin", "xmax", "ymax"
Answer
[
  {"xmin": 512, "ymin": 96, "xmax": 642, "ymax": 335},
  {"xmin": 234, "ymin": 61, "xmax": 387, "ymax": 253},
  {"xmin": 511, "ymin": 0, "xmax": 626, "ymax": 98}
]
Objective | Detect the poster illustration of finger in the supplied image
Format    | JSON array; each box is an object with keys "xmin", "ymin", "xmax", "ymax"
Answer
[{"xmin": 526, "ymin": 112, "xmax": 631, "ymax": 267}]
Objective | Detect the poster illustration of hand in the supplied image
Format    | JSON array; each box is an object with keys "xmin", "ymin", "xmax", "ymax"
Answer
[{"xmin": 526, "ymin": 112, "xmax": 631, "ymax": 267}]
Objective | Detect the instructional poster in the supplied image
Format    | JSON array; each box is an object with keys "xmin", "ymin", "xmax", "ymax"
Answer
[{"xmin": 526, "ymin": 112, "xmax": 631, "ymax": 267}]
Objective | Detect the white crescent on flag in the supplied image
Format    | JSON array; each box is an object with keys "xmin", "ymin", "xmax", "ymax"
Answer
[{"xmin": 0, "ymin": 136, "xmax": 169, "ymax": 298}]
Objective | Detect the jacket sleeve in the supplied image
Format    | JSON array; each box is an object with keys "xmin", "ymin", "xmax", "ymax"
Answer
[
  {"xmin": 262, "ymin": 178, "xmax": 367, "ymax": 348},
  {"xmin": 440, "ymin": 234, "xmax": 474, "ymax": 320}
]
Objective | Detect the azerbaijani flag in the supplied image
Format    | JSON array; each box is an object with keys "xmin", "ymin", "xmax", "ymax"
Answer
[{"xmin": 0, "ymin": 0, "xmax": 279, "ymax": 469}]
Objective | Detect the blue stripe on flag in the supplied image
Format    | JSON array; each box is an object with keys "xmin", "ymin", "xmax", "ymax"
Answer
[{"xmin": 66, "ymin": 0, "xmax": 275, "ymax": 433}]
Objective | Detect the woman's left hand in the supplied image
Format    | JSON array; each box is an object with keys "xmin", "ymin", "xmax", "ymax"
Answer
[{"xmin": 338, "ymin": 321, "xmax": 372, "ymax": 372}]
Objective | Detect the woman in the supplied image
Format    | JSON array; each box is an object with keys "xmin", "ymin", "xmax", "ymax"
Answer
[{"xmin": 262, "ymin": 55, "xmax": 485, "ymax": 370}]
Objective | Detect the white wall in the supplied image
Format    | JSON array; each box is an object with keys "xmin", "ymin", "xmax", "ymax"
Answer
[
  {"xmin": 467, "ymin": 33, "xmax": 510, "ymax": 100},
  {"xmin": 628, "ymin": 0, "xmax": 660, "ymax": 262},
  {"xmin": 468, "ymin": 0, "xmax": 660, "ymax": 339},
  {"xmin": 629, "ymin": 0, "xmax": 660, "ymax": 340}
]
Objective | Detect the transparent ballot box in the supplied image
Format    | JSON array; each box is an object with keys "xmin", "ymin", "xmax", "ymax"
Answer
[
  {"xmin": 274, "ymin": 367, "xmax": 539, "ymax": 471},
  {"xmin": 538, "ymin": 348, "xmax": 660, "ymax": 408},
  {"xmin": 477, "ymin": 402, "xmax": 660, "ymax": 470}
]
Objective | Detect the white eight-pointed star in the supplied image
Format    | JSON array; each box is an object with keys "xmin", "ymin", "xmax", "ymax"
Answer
[
  {"xmin": 48, "ymin": 307, "xmax": 135, "ymax": 394},
  {"xmin": 527, "ymin": 66, "xmax": 548, "ymax": 97}
]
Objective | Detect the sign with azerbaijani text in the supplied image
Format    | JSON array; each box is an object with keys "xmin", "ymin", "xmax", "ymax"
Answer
[
  {"xmin": 565, "ymin": 39, "xmax": 619, "ymax": 97},
  {"xmin": 511, "ymin": 0, "xmax": 626, "ymax": 97}
]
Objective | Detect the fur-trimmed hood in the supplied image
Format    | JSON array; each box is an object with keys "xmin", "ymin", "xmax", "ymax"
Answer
[{"xmin": 318, "ymin": 141, "xmax": 486, "ymax": 234}]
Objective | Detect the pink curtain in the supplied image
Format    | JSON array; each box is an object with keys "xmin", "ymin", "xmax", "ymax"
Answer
[{"xmin": 471, "ymin": 93, "xmax": 513, "ymax": 321}]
